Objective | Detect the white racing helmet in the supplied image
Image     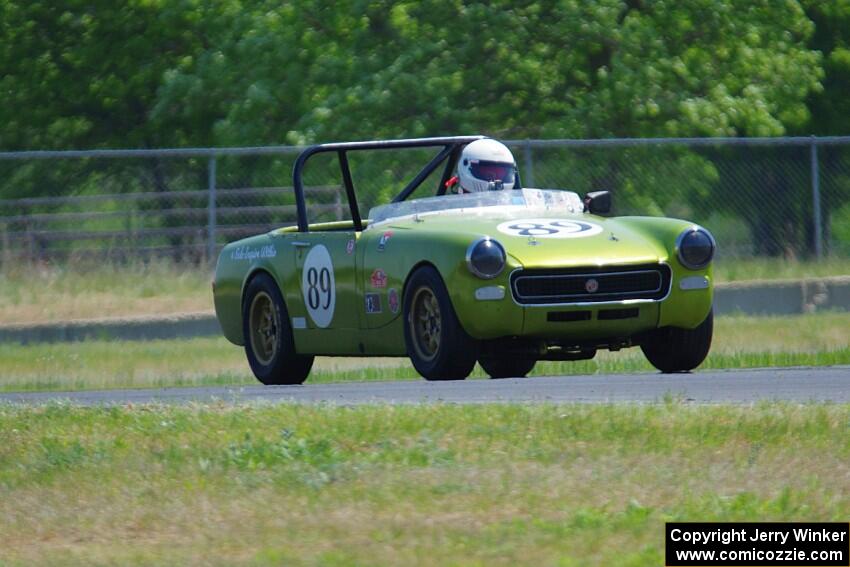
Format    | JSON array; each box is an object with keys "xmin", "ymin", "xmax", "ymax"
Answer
[{"xmin": 457, "ymin": 139, "xmax": 517, "ymax": 193}]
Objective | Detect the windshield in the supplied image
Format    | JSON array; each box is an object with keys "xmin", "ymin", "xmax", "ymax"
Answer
[{"xmin": 367, "ymin": 188, "xmax": 585, "ymax": 226}]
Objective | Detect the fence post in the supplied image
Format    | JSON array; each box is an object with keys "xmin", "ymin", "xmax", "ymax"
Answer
[
  {"xmin": 0, "ymin": 222, "xmax": 8, "ymax": 267},
  {"xmin": 26, "ymin": 219, "xmax": 35, "ymax": 263},
  {"xmin": 810, "ymin": 137, "xmax": 823, "ymax": 259},
  {"xmin": 125, "ymin": 210, "xmax": 133, "ymax": 262},
  {"xmin": 207, "ymin": 156, "xmax": 217, "ymax": 264},
  {"xmin": 523, "ymin": 140, "xmax": 534, "ymax": 188}
]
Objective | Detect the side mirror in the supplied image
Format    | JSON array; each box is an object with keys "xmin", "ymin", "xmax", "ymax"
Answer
[{"xmin": 584, "ymin": 191, "xmax": 611, "ymax": 215}]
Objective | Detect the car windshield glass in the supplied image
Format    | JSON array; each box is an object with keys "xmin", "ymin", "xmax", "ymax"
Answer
[{"xmin": 367, "ymin": 188, "xmax": 585, "ymax": 226}]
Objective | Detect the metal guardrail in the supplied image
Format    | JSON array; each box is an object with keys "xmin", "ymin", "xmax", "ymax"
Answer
[{"xmin": 0, "ymin": 185, "xmax": 343, "ymax": 262}]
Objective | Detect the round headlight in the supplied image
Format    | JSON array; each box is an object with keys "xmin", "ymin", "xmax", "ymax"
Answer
[
  {"xmin": 676, "ymin": 227, "xmax": 716, "ymax": 269},
  {"xmin": 466, "ymin": 237, "xmax": 506, "ymax": 279}
]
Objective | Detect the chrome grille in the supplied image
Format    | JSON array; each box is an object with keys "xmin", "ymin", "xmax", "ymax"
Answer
[{"xmin": 511, "ymin": 264, "xmax": 671, "ymax": 305}]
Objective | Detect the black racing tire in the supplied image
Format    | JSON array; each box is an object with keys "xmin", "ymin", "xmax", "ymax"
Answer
[
  {"xmin": 242, "ymin": 272, "xmax": 314, "ymax": 385},
  {"xmin": 403, "ymin": 266, "xmax": 478, "ymax": 381},
  {"xmin": 479, "ymin": 357, "xmax": 537, "ymax": 379},
  {"xmin": 641, "ymin": 308, "xmax": 713, "ymax": 373}
]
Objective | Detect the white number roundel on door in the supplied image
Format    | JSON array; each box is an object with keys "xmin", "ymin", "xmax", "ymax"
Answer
[
  {"xmin": 301, "ymin": 245, "xmax": 336, "ymax": 328},
  {"xmin": 496, "ymin": 218, "xmax": 603, "ymax": 239}
]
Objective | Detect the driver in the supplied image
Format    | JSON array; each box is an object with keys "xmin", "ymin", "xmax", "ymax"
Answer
[{"xmin": 446, "ymin": 139, "xmax": 517, "ymax": 193}]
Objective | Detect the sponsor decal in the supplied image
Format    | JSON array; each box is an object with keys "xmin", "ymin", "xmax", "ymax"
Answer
[
  {"xmin": 388, "ymin": 288, "xmax": 400, "ymax": 313},
  {"xmin": 230, "ymin": 244, "xmax": 277, "ymax": 261},
  {"xmin": 291, "ymin": 317, "xmax": 307, "ymax": 329},
  {"xmin": 585, "ymin": 278, "xmax": 599, "ymax": 293},
  {"xmin": 497, "ymin": 218, "xmax": 603, "ymax": 239},
  {"xmin": 365, "ymin": 293, "xmax": 382, "ymax": 314},
  {"xmin": 370, "ymin": 268, "xmax": 388, "ymax": 289},
  {"xmin": 301, "ymin": 245, "xmax": 336, "ymax": 328},
  {"xmin": 377, "ymin": 230, "xmax": 393, "ymax": 252},
  {"xmin": 346, "ymin": 239, "xmax": 355, "ymax": 255}
]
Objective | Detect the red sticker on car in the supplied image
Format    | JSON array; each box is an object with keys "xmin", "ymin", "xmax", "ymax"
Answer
[{"xmin": 370, "ymin": 269, "xmax": 388, "ymax": 289}]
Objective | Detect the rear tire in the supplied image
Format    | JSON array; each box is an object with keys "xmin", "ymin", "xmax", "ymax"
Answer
[
  {"xmin": 641, "ymin": 308, "xmax": 713, "ymax": 373},
  {"xmin": 403, "ymin": 266, "xmax": 478, "ymax": 380},
  {"xmin": 479, "ymin": 357, "xmax": 536, "ymax": 379},
  {"xmin": 242, "ymin": 272, "xmax": 314, "ymax": 385}
]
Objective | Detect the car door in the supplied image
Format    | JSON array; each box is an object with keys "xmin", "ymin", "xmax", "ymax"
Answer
[{"xmin": 286, "ymin": 230, "xmax": 360, "ymax": 355}]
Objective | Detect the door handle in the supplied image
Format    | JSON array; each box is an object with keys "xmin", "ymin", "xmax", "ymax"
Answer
[{"xmin": 291, "ymin": 241, "xmax": 311, "ymax": 248}]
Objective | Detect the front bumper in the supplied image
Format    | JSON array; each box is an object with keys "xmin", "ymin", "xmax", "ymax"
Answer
[{"xmin": 453, "ymin": 262, "xmax": 713, "ymax": 340}]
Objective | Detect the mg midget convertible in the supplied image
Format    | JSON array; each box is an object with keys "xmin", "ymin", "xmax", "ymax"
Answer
[{"xmin": 213, "ymin": 136, "xmax": 715, "ymax": 384}]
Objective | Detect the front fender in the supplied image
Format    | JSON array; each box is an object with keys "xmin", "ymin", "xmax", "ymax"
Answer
[
  {"xmin": 433, "ymin": 251, "xmax": 525, "ymax": 340},
  {"xmin": 214, "ymin": 235, "xmax": 288, "ymax": 345},
  {"xmin": 398, "ymin": 232, "xmax": 524, "ymax": 340},
  {"xmin": 616, "ymin": 216, "xmax": 714, "ymax": 328},
  {"xmin": 361, "ymin": 228, "xmax": 525, "ymax": 341}
]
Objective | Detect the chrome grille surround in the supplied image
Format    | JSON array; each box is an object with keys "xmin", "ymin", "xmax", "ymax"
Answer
[{"xmin": 510, "ymin": 264, "xmax": 672, "ymax": 305}]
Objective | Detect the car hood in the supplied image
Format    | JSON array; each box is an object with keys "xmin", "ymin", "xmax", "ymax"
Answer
[{"xmin": 375, "ymin": 208, "xmax": 669, "ymax": 268}]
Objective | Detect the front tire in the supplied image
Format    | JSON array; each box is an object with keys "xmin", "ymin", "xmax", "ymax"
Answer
[
  {"xmin": 242, "ymin": 273, "xmax": 314, "ymax": 385},
  {"xmin": 641, "ymin": 308, "xmax": 713, "ymax": 373},
  {"xmin": 479, "ymin": 357, "xmax": 536, "ymax": 379},
  {"xmin": 403, "ymin": 266, "xmax": 478, "ymax": 380}
]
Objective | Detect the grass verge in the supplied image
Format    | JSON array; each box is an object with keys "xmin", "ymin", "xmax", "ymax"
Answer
[
  {"xmin": 0, "ymin": 403, "xmax": 848, "ymax": 565},
  {"xmin": 1, "ymin": 258, "xmax": 848, "ymax": 325},
  {"xmin": 0, "ymin": 313, "xmax": 848, "ymax": 392}
]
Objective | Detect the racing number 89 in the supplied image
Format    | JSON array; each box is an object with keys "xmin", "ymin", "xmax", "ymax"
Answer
[{"xmin": 306, "ymin": 267, "xmax": 332, "ymax": 310}]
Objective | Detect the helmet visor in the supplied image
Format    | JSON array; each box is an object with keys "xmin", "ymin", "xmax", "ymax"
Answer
[{"xmin": 470, "ymin": 161, "xmax": 515, "ymax": 183}]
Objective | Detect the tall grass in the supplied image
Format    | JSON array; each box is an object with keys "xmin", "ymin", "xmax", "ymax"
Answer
[
  {"xmin": 712, "ymin": 257, "xmax": 850, "ymax": 282},
  {"xmin": 0, "ymin": 259, "xmax": 212, "ymax": 324},
  {"xmin": 1, "ymin": 257, "xmax": 848, "ymax": 325}
]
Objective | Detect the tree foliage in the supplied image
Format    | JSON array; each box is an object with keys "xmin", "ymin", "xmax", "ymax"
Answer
[
  {"xmin": 0, "ymin": 0, "xmax": 829, "ymax": 150},
  {"xmin": 799, "ymin": 0, "xmax": 850, "ymax": 136},
  {"xmin": 0, "ymin": 0, "xmax": 212, "ymax": 150}
]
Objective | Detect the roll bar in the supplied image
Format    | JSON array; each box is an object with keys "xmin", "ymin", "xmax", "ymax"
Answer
[{"xmin": 291, "ymin": 135, "xmax": 486, "ymax": 232}]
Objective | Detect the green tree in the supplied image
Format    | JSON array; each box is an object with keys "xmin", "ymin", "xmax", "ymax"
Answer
[
  {"xmin": 2, "ymin": 1, "xmax": 822, "ymax": 148},
  {"xmin": 800, "ymin": 0, "xmax": 850, "ymax": 136},
  {"xmin": 284, "ymin": 0, "xmax": 821, "ymax": 142},
  {"xmin": 0, "ymin": 0, "xmax": 213, "ymax": 151}
]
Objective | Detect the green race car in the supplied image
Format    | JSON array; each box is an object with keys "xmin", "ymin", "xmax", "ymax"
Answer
[{"xmin": 213, "ymin": 136, "xmax": 715, "ymax": 384}]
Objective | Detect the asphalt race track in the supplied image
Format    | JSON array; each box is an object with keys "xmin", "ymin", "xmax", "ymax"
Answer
[{"xmin": 1, "ymin": 366, "xmax": 849, "ymax": 406}]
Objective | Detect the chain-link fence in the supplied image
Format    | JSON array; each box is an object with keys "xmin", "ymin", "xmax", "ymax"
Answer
[{"xmin": 0, "ymin": 137, "xmax": 848, "ymax": 265}]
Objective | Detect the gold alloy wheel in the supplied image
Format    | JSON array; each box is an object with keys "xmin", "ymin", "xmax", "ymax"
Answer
[
  {"xmin": 249, "ymin": 291, "xmax": 278, "ymax": 366},
  {"xmin": 409, "ymin": 286, "xmax": 442, "ymax": 362}
]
